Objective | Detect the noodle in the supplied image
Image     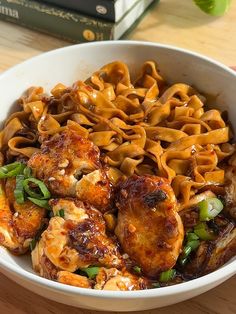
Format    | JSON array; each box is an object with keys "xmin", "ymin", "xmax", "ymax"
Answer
[{"xmin": 0, "ymin": 60, "xmax": 234, "ymax": 207}]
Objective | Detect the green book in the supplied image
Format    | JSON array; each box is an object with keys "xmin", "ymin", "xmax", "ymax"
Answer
[{"xmin": 0, "ymin": 0, "xmax": 156, "ymax": 42}]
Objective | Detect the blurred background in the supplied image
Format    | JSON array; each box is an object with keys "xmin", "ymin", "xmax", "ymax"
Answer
[{"xmin": 0, "ymin": 0, "xmax": 235, "ymax": 72}]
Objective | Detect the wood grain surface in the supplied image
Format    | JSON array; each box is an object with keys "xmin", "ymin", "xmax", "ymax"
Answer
[
  {"xmin": 0, "ymin": 0, "xmax": 235, "ymax": 313},
  {"xmin": 0, "ymin": 273, "xmax": 235, "ymax": 314}
]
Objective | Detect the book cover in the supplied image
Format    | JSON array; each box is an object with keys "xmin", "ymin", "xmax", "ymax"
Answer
[
  {"xmin": 41, "ymin": 0, "xmax": 139, "ymax": 22},
  {"xmin": 0, "ymin": 0, "xmax": 155, "ymax": 42},
  {"xmin": 0, "ymin": 0, "xmax": 114, "ymax": 42}
]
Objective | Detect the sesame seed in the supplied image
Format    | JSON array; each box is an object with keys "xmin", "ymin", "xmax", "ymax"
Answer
[
  {"xmin": 58, "ymin": 169, "xmax": 65, "ymax": 175},
  {"xmin": 128, "ymin": 224, "xmax": 136, "ymax": 233},
  {"xmin": 58, "ymin": 159, "xmax": 69, "ymax": 168}
]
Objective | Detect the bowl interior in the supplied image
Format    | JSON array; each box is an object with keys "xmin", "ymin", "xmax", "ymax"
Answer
[{"xmin": 0, "ymin": 41, "xmax": 235, "ymax": 295}]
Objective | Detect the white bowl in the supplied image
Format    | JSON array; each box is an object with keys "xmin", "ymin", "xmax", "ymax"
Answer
[{"xmin": 0, "ymin": 41, "xmax": 235, "ymax": 312}]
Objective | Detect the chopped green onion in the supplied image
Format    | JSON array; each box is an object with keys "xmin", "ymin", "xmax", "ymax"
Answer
[
  {"xmin": 23, "ymin": 178, "xmax": 51, "ymax": 199},
  {"xmin": 179, "ymin": 257, "xmax": 188, "ymax": 266},
  {"xmin": 194, "ymin": 222, "xmax": 216, "ymax": 241},
  {"xmin": 55, "ymin": 209, "xmax": 65, "ymax": 218},
  {"xmin": 133, "ymin": 266, "xmax": 142, "ymax": 274},
  {"xmin": 182, "ymin": 246, "xmax": 192, "ymax": 258},
  {"xmin": 14, "ymin": 175, "xmax": 25, "ymax": 204},
  {"xmin": 159, "ymin": 269, "xmax": 176, "ymax": 282},
  {"xmin": 178, "ymin": 239, "xmax": 200, "ymax": 266},
  {"xmin": 29, "ymin": 238, "xmax": 36, "ymax": 251},
  {"xmin": 186, "ymin": 232, "xmax": 199, "ymax": 241},
  {"xmin": 0, "ymin": 162, "xmax": 25, "ymax": 179},
  {"xmin": 178, "ymin": 246, "xmax": 192, "ymax": 266},
  {"xmin": 152, "ymin": 282, "xmax": 160, "ymax": 288},
  {"xmin": 23, "ymin": 166, "xmax": 32, "ymax": 178},
  {"xmin": 81, "ymin": 267, "xmax": 100, "ymax": 279},
  {"xmin": 27, "ymin": 197, "xmax": 50, "ymax": 210},
  {"xmin": 178, "ymin": 232, "xmax": 200, "ymax": 267},
  {"xmin": 187, "ymin": 240, "xmax": 200, "ymax": 251},
  {"xmin": 198, "ymin": 198, "xmax": 223, "ymax": 221}
]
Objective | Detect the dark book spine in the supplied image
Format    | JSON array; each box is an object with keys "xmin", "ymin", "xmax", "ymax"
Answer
[
  {"xmin": 41, "ymin": 0, "xmax": 116, "ymax": 22},
  {"xmin": 0, "ymin": 0, "xmax": 114, "ymax": 42}
]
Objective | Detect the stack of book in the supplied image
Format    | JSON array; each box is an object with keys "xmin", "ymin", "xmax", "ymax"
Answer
[{"xmin": 0, "ymin": 0, "xmax": 157, "ymax": 42}]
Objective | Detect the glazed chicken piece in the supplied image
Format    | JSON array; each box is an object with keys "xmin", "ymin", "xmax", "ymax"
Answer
[
  {"xmin": 57, "ymin": 271, "xmax": 92, "ymax": 288},
  {"xmin": 0, "ymin": 178, "xmax": 46, "ymax": 255},
  {"xmin": 181, "ymin": 215, "xmax": 236, "ymax": 278},
  {"xmin": 32, "ymin": 240, "xmax": 58, "ymax": 280},
  {"xmin": 178, "ymin": 166, "xmax": 236, "ymax": 278},
  {"xmin": 32, "ymin": 237, "xmax": 93, "ymax": 289},
  {"xmin": 94, "ymin": 267, "xmax": 148, "ymax": 291},
  {"xmin": 115, "ymin": 175, "xmax": 184, "ymax": 278},
  {"xmin": 50, "ymin": 198, "xmax": 123, "ymax": 269},
  {"xmin": 223, "ymin": 165, "xmax": 236, "ymax": 220},
  {"xmin": 28, "ymin": 128, "xmax": 111, "ymax": 211},
  {"xmin": 32, "ymin": 198, "xmax": 123, "ymax": 279}
]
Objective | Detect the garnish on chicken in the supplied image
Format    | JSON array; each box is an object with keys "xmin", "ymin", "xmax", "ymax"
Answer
[
  {"xmin": 0, "ymin": 178, "xmax": 46, "ymax": 255},
  {"xmin": 31, "ymin": 198, "xmax": 123, "ymax": 279},
  {"xmin": 180, "ymin": 213, "xmax": 236, "ymax": 278},
  {"xmin": 28, "ymin": 128, "xmax": 111, "ymax": 212}
]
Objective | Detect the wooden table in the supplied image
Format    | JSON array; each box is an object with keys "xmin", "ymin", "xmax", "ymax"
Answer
[{"xmin": 0, "ymin": 0, "xmax": 235, "ymax": 313}]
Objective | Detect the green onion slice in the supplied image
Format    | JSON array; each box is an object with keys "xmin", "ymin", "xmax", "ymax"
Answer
[
  {"xmin": 152, "ymin": 282, "xmax": 161, "ymax": 288},
  {"xmin": 198, "ymin": 198, "xmax": 223, "ymax": 221},
  {"xmin": 133, "ymin": 266, "xmax": 142, "ymax": 274},
  {"xmin": 81, "ymin": 267, "xmax": 100, "ymax": 279},
  {"xmin": 55, "ymin": 209, "xmax": 65, "ymax": 218},
  {"xmin": 23, "ymin": 166, "xmax": 32, "ymax": 178},
  {"xmin": 179, "ymin": 257, "xmax": 188, "ymax": 267},
  {"xmin": 182, "ymin": 245, "xmax": 192, "ymax": 258},
  {"xmin": 27, "ymin": 197, "xmax": 50, "ymax": 210},
  {"xmin": 0, "ymin": 162, "xmax": 25, "ymax": 179},
  {"xmin": 30, "ymin": 238, "xmax": 36, "ymax": 251},
  {"xmin": 178, "ymin": 238, "xmax": 200, "ymax": 267},
  {"xmin": 178, "ymin": 240, "xmax": 200, "ymax": 265},
  {"xmin": 23, "ymin": 178, "xmax": 51, "ymax": 199},
  {"xmin": 159, "ymin": 269, "xmax": 176, "ymax": 282},
  {"xmin": 186, "ymin": 232, "xmax": 199, "ymax": 241},
  {"xmin": 14, "ymin": 174, "xmax": 25, "ymax": 204},
  {"xmin": 194, "ymin": 222, "xmax": 216, "ymax": 241},
  {"xmin": 187, "ymin": 240, "xmax": 200, "ymax": 251}
]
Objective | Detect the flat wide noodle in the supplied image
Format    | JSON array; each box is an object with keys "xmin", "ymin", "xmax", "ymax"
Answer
[{"xmin": 1, "ymin": 61, "xmax": 235, "ymax": 207}]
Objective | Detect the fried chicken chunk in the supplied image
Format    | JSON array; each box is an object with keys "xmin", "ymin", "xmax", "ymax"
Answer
[
  {"xmin": 182, "ymin": 215, "xmax": 236, "ymax": 278},
  {"xmin": 115, "ymin": 175, "xmax": 184, "ymax": 278},
  {"xmin": 94, "ymin": 267, "xmax": 148, "ymax": 291},
  {"xmin": 57, "ymin": 271, "xmax": 92, "ymax": 289},
  {"xmin": 224, "ymin": 165, "xmax": 236, "ymax": 220},
  {"xmin": 0, "ymin": 178, "xmax": 46, "ymax": 255},
  {"xmin": 31, "ymin": 239, "xmax": 58, "ymax": 280},
  {"xmin": 28, "ymin": 129, "xmax": 111, "ymax": 211},
  {"xmin": 32, "ymin": 199, "xmax": 123, "ymax": 278}
]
